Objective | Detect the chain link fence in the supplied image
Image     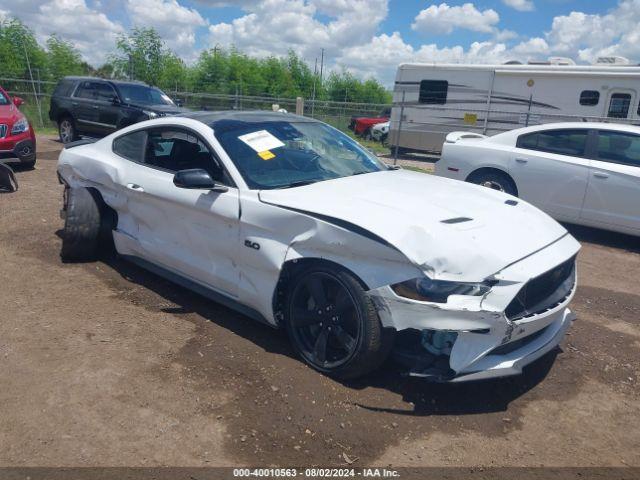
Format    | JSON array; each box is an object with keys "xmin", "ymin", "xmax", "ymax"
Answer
[{"xmin": 4, "ymin": 76, "xmax": 638, "ymax": 163}]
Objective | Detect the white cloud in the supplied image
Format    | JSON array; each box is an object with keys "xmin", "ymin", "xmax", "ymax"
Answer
[
  {"xmin": 412, "ymin": 3, "xmax": 499, "ymax": 35},
  {"xmin": 0, "ymin": 0, "xmax": 125, "ymax": 65},
  {"xmin": 208, "ymin": 0, "xmax": 388, "ymax": 62},
  {"xmin": 545, "ymin": 0, "xmax": 640, "ymax": 63},
  {"xmin": 502, "ymin": 0, "xmax": 534, "ymax": 12},
  {"xmin": 126, "ymin": 0, "xmax": 207, "ymax": 60}
]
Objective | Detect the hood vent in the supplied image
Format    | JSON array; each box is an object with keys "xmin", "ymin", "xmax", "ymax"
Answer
[{"xmin": 441, "ymin": 217, "xmax": 473, "ymax": 224}]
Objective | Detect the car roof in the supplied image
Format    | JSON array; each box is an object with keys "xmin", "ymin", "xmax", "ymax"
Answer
[
  {"xmin": 62, "ymin": 76, "xmax": 150, "ymax": 87},
  {"xmin": 181, "ymin": 110, "xmax": 319, "ymax": 129}
]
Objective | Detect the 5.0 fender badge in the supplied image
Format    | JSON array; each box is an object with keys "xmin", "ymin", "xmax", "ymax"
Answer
[{"xmin": 244, "ymin": 239, "xmax": 260, "ymax": 250}]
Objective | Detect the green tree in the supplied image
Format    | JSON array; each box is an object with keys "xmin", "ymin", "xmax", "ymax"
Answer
[
  {"xmin": 45, "ymin": 35, "xmax": 85, "ymax": 80},
  {"xmin": 0, "ymin": 17, "xmax": 47, "ymax": 79},
  {"xmin": 111, "ymin": 27, "xmax": 165, "ymax": 85}
]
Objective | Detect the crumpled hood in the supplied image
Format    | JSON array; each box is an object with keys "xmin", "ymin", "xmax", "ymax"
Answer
[{"xmin": 259, "ymin": 169, "xmax": 569, "ymax": 282}]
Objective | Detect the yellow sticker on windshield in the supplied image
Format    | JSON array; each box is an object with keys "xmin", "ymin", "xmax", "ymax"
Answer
[{"xmin": 258, "ymin": 150, "xmax": 275, "ymax": 160}]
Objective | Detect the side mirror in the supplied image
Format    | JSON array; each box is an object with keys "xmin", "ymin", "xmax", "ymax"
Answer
[
  {"xmin": 173, "ymin": 168, "xmax": 228, "ymax": 192},
  {"xmin": 111, "ymin": 95, "xmax": 120, "ymax": 105},
  {"xmin": 13, "ymin": 96, "xmax": 24, "ymax": 107},
  {"xmin": 0, "ymin": 162, "xmax": 18, "ymax": 193}
]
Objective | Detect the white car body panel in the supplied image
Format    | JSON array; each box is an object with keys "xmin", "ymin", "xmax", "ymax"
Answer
[
  {"xmin": 436, "ymin": 122, "xmax": 640, "ymax": 236},
  {"xmin": 58, "ymin": 114, "xmax": 581, "ymax": 382}
]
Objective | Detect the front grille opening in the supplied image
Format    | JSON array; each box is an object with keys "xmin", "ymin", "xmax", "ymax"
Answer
[
  {"xmin": 491, "ymin": 325, "xmax": 549, "ymax": 355},
  {"xmin": 506, "ymin": 256, "xmax": 576, "ymax": 320}
]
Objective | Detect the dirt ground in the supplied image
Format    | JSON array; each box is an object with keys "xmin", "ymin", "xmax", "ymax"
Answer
[{"xmin": 0, "ymin": 136, "xmax": 639, "ymax": 469}]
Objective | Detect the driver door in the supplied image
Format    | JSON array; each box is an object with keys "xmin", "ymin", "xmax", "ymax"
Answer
[{"xmin": 117, "ymin": 127, "xmax": 241, "ymax": 297}]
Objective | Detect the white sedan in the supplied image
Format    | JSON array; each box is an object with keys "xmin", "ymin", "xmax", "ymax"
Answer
[
  {"xmin": 435, "ymin": 122, "xmax": 640, "ymax": 237},
  {"xmin": 57, "ymin": 111, "xmax": 579, "ymax": 382}
]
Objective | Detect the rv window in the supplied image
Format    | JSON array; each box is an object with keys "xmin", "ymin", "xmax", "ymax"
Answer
[
  {"xmin": 517, "ymin": 129, "xmax": 589, "ymax": 157},
  {"xmin": 419, "ymin": 80, "xmax": 448, "ymax": 104},
  {"xmin": 579, "ymin": 90, "xmax": 600, "ymax": 106},
  {"xmin": 607, "ymin": 93, "xmax": 631, "ymax": 118}
]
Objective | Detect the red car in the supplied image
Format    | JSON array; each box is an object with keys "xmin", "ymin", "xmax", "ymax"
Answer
[
  {"xmin": 0, "ymin": 86, "xmax": 36, "ymax": 169},
  {"xmin": 348, "ymin": 107, "xmax": 391, "ymax": 138}
]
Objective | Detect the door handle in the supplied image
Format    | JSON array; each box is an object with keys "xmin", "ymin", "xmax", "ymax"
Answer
[
  {"xmin": 126, "ymin": 183, "xmax": 145, "ymax": 192},
  {"xmin": 515, "ymin": 157, "xmax": 528, "ymax": 164},
  {"xmin": 93, "ymin": 105, "xmax": 100, "ymax": 109},
  {"xmin": 593, "ymin": 171, "xmax": 609, "ymax": 179},
  {"xmin": 72, "ymin": 102, "xmax": 78, "ymax": 106}
]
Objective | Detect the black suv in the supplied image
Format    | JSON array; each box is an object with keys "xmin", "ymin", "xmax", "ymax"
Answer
[{"xmin": 49, "ymin": 77, "xmax": 186, "ymax": 143}]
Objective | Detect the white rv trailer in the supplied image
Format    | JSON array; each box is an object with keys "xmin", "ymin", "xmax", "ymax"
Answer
[{"xmin": 390, "ymin": 59, "xmax": 640, "ymax": 153}]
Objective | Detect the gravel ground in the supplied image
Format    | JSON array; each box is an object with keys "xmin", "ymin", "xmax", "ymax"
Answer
[{"xmin": 0, "ymin": 136, "xmax": 639, "ymax": 469}]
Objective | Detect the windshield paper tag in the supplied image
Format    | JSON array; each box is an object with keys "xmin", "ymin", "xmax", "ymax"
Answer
[
  {"xmin": 239, "ymin": 130, "xmax": 284, "ymax": 153},
  {"xmin": 258, "ymin": 150, "xmax": 275, "ymax": 160}
]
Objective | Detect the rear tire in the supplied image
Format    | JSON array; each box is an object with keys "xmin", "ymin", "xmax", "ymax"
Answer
[
  {"xmin": 58, "ymin": 117, "xmax": 77, "ymax": 144},
  {"xmin": 468, "ymin": 170, "xmax": 518, "ymax": 196},
  {"xmin": 61, "ymin": 187, "xmax": 110, "ymax": 262},
  {"xmin": 284, "ymin": 264, "xmax": 394, "ymax": 380}
]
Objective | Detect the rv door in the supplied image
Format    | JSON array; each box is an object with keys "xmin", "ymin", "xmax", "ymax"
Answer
[{"xmin": 605, "ymin": 90, "xmax": 635, "ymax": 119}]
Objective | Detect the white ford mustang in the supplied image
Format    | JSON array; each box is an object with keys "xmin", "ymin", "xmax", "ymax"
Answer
[{"xmin": 57, "ymin": 111, "xmax": 580, "ymax": 382}]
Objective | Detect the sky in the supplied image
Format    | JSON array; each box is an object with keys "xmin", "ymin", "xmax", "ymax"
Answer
[{"xmin": 0, "ymin": 0, "xmax": 638, "ymax": 86}]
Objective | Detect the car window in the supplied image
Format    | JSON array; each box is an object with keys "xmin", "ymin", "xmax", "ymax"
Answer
[
  {"xmin": 53, "ymin": 80, "xmax": 76, "ymax": 97},
  {"xmin": 116, "ymin": 85, "xmax": 174, "ymax": 106},
  {"xmin": 113, "ymin": 130, "xmax": 147, "ymax": 162},
  {"xmin": 214, "ymin": 120, "xmax": 386, "ymax": 190},
  {"xmin": 419, "ymin": 80, "xmax": 448, "ymax": 104},
  {"xmin": 75, "ymin": 82, "xmax": 95, "ymax": 100},
  {"xmin": 517, "ymin": 129, "xmax": 589, "ymax": 157},
  {"xmin": 607, "ymin": 93, "xmax": 631, "ymax": 119},
  {"xmin": 144, "ymin": 128, "xmax": 227, "ymax": 183},
  {"xmin": 595, "ymin": 131, "xmax": 640, "ymax": 167},
  {"xmin": 94, "ymin": 83, "xmax": 117, "ymax": 102},
  {"xmin": 0, "ymin": 90, "xmax": 10, "ymax": 105}
]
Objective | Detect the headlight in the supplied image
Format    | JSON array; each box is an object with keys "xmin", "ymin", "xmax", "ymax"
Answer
[
  {"xmin": 391, "ymin": 276, "xmax": 494, "ymax": 303},
  {"xmin": 143, "ymin": 110, "xmax": 158, "ymax": 119},
  {"xmin": 11, "ymin": 118, "xmax": 29, "ymax": 135}
]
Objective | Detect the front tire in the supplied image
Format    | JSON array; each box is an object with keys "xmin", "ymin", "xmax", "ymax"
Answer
[
  {"xmin": 284, "ymin": 264, "xmax": 394, "ymax": 379},
  {"xmin": 60, "ymin": 187, "xmax": 108, "ymax": 262},
  {"xmin": 468, "ymin": 170, "xmax": 518, "ymax": 196}
]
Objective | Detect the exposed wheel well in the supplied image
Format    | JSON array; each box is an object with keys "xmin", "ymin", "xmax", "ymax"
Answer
[
  {"xmin": 56, "ymin": 111, "xmax": 74, "ymax": 124},
  {"xmin": 82, "ymin": 187, "xmax": 118, "ymax": 234},
  {"xmin": 465, "ymin": 167, "xmax": 518, "ymax": 196},
  {"xmin": 271, "ymin": 257, "xmax": 369, "ymax": 327}
]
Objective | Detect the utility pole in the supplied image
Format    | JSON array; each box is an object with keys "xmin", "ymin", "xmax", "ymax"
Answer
[
  {"xmin": 319, "ymin": 48, "xmax": 325, "ymax": 82},
  {"xmin": 311, "ymin": 57, "xmax": 318, "ymax": 117},
  {"xmin": 22, "ymin": 41, "xmax": 44, "ymax": 128}
]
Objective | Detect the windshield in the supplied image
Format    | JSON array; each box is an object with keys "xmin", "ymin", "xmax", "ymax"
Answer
[
  {"xmin": 116, "ymin": 85, "xmax": 175, "ymax": 106},
  {"xmin": 0, "ymin": 91, "xmax": 9, "ymax": 105},
  {"xmin": 214, "ymin": 120, "xmax": 387, "ymax": 189}
]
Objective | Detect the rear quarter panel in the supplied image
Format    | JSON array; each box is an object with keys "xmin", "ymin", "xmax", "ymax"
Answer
[{"xmin": 436, "ymin": 141, "xmax": 513, "ymax": 182}]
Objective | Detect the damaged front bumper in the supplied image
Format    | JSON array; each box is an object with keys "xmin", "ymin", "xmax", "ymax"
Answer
[{"xmin": 369, "ymin": 233, "xmax": 580, "ymax": 382}]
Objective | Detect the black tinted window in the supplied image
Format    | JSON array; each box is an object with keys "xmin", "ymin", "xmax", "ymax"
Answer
[
  {"xmin": 75, "ymin": 82, "xmax": 95, "ymax": 99},
  {"xmin": 608, "ymin": 93, "xmax": 631, "ymax": 118},
  {"xmin": 419, "ymin": 80, "xmax": 448, "ymax": 104},
  {"xmin": 595, "ymin": 131, "xmax": 640, "ymax": 166},
  {"xmin": 517, "ymin": 129, "xmax": 589, "ymax": 157},
  {"xmin": 94, "ymin": 83, "xmax": 117, "ymax": 102},
  {"xmin": 113, "ymin": 130, "xmax": 147, "ymax": 162},
  {"xmin": 579, "ymin": 90, "xmax": 599, "ymax": 106},
  {"xmin": 144, "ymin": 128, "xmax": 225, "ymax": 182},
  {"xmin": 53, "ymin": 79, "xmax": 76, "ymax": 97}
]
